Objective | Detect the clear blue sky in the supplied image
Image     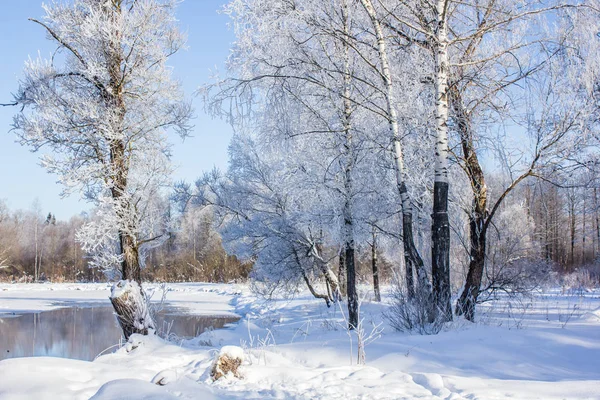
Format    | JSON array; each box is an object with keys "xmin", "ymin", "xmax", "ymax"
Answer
[{"xmin": 0, "ymin": 0, "xmax": 234, "ymax": 219}]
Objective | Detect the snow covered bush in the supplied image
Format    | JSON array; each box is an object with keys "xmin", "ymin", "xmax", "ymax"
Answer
[
  {"xmin": 560, "ymin": 268, "xmax": 600, "ymax": 294},
  {"xmin": 385, "ymin": 279, "xmax": 443, "ymax": 335},
  {"xmin": 477, "ymin": 202, "xmax": 549, "ymax": 302}
]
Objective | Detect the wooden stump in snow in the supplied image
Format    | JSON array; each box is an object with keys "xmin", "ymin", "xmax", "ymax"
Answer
[
  {"xmin": 211, "ymin": 346, "xmax": 244, "ymax": 380},
  {"xmin": 110, "ymin": 280, "xmax": 155, "ymax": 340}
]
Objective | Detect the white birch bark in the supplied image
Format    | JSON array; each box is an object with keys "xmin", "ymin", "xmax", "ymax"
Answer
[
  {"xmin": 434, "ymin": 0, "xmax": 450, "ymax": 185},
  {"xmin": 341, "ymin": 0, "xmax": 358, "ymax": 328},
  {"xmin": 360, "ymin": 0, "xmax": 431, "ymax": 299},
  {"xmin": 430, "ymin": 0, "xmax": 453, "ymax": 321}
]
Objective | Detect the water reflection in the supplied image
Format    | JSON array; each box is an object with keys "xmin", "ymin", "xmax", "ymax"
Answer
[{"xmin": 0, "ymin": 306, "xmax": 238, "ymax": 361}]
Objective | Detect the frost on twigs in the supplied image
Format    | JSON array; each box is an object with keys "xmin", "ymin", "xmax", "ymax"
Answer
[
  {"xmin": 211, "ymin": 346, "xmax": 245, "ymax": 381},
  {"xmin": 110, "ymin": 280, "xmax": 156, "ymax": 340}
]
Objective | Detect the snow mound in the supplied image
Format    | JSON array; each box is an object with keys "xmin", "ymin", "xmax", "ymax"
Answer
[
  {"xmin": 151, "ymin": 369, "xmax": 178, "ymax": 386},
  {"xmin": 90, "ymin": 379, "xmax": 180, "ymax": 400},
  {"xmin": 219, "ymin": 345, "xmax": 245, "ymax": 361},
  {"xmin": 579, "ymin": 307, "xmax": 600, "ymax": 323}
]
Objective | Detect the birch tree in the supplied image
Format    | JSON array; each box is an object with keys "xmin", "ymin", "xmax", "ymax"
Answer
[
  {"xmin": 358, "ymin": 0, "xmax": 433, "ymax": 310},
  {"xmin": 381, "ymin": 0, "xmax": 453, "ymax": 320},
  {"xmin": 211, "ymin": 0, "xmax": 440, "ymax": 328},
  {"xmin": 9, "ymin": 0, "xmax": 191, "ymax": 338},
  {"xmin": 370, "ymin": 0, "xmax": 591, "ymax": 321}
]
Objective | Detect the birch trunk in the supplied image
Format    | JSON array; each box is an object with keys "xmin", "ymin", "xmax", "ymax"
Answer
[
  {"xmin": 342, "ymin": 0, "xmax": 358, "ymax": 329},
  {"xmin": 431, "ymin": 0, "xmax": 452, "ymax": 321},
  {"xmin": 310, "ymin": 244, "xmax": 340, "ymax": 303},
  {"xmin": 295, "ymin": 248, "xmax": 332, "ymax": 307},
  {"xmin": 338, "ymin": 249, "xmax": 347, "ymax": 297},
  {"xmin": 360, "ymin": 0, "xmax": 430, "ymax": 302},
  {"xmin": 570, "ymin": 196, "xmax": 575, "ymax": 268},
  {"xmin": 372, "ymin": 228, "xmax": 381, "ymax": 302},
  {"xmin": 302, "ymin": 273, "xmax": 331, "ymax": 307},
  {"xmin": 595, "ymin": 188, "xmax": 599, "ymax": 259},
  {"xmin": 583, "ymin": 194, "xmax": 586, "ymax": 264}
]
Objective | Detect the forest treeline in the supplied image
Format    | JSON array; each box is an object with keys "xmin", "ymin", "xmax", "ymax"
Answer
[
  {"xmin": 1, "ymin": 174, "xmax": 599, "ymax": 286},
  {"xmin": 0, "ymin": 200, "xmax": 251, "ymax": 283}
]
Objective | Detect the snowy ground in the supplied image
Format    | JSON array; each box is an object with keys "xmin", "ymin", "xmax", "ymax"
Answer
[
  {"xmin": 0, "ymin": 283, "xmax": 599, "ymax": 400},
  {"xmin": 0, "ymin": 282, "xmax": 238, "ymax": 318}
]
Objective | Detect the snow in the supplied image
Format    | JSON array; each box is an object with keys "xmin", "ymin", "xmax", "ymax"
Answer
[
  {"xmin": 0, "ymin": 283, "xmax": 599, "ymax": 399},
  {"xmin": 110, "ymin": 280, "xmax": 138, "ymax": 299},
  {"xmin": 580, "ymin": 306, "xmax": 600, "ymax": 323},
  {"xmin": 0, "ymin": 282, "xmax": 239, "ymax": 317},
  {"xmin": 219, "ymin": 345, "xmax": 245, "ymax": 362}
]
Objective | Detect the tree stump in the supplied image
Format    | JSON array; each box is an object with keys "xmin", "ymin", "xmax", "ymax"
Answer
[
  {"xmin": 211, "ymin": 346, "xmax": 244, "ymax": 380},
  {"xmin": 110, "ymin": 280, "xmax": 155, "ymax": 340}
]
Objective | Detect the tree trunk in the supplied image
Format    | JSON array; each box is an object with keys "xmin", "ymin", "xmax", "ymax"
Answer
[
  {"xmin": 570, "ymin": 194, "xmax": 575, "ymax": 268},
  {"xmin": 338, "ymin": 249, "xmax": 347, "ymax": 297},
  {"xmin": 310, "ymin": 244, "xmax": 340, "ymax": 303},
  {"xmin": 400, "ymin": 194, "xmax": 424, "ymax": 299},
  {"xmin": 451, "ymin": 86, "xmax": 488, "ymax": 321},
  {"xmin": 455, "ymin": 213, "xmax": 486, "ymax": 320},
  {"xmin": 545, "ymin": 201, "xmax": 550, "ymax": 261},
  {"xmin": 372, "ymin": 228, "xmax": 381, "ymax": 302},
  {"xmin": 102, "ymin": 0, "xmax": 153, "ymax": 339},
  {"xmin": 594, "ymin": 188, "xmax": 600, "ymax": 260},
  {"xmin": 121, "ymin": 234, "xmax": 141, "ymax": 283},
  {"xmin": 432, "ymin": 182, "xmax": 452, "ymax": 321},
  {"xmin": 582, "ymin": 193, "xmax": 586, "ymax": 264},
  {"xmin": 295, "ymin": 248, "xmax": 332, "ymax": 307},
  {"xmin": 109, "ymin": 280, "xmax": 155, "ymax": 340},
  {"xmin": 431, "ymin": 0, "xmax": 452, "ymax": 322},
  {"xmin": 345, "ymin": 243, "xmax": 358, "ymax": 329},
  {"xmin": 342, "ymin": 0, "xmax": 358, "ymax": 330},
  {"xmin": 360, "ymin": 0, "xmax": 430, "ymax": 305}
]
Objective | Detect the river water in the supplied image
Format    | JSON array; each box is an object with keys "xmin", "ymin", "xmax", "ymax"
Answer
[{"xmin": 0, "ymin": 305, "xmax": 238, "ymax": 361}]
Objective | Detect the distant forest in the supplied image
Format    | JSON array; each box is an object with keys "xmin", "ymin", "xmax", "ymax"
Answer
[
  {"xmin": 2, "ymin": 175, "xmax": 599, "ymax": 287},
  {"xmin": 0, "ymin": 200, "xmax": 250, "ymax": 283}
]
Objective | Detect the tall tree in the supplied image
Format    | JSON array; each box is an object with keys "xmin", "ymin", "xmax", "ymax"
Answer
[
  {"xmin": 9, "ymin": 0, "xmax": 191, "ymax": 338},
  {"xmin": 359, "ymin": 0, "xmax": 432, "ymax": 309}
]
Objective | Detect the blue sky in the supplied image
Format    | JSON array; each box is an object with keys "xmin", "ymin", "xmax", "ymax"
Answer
[{"xmin": 0, "ymin": 0, "xmax": 234, "ymax": 219}]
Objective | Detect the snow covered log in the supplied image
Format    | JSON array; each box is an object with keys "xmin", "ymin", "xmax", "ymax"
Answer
[
  {"xmin": 211, "ymin": 346, "xmax": 244, "ymax": 380},
  {"xmin": 110, "ymin": 280, "xmax": 155, "ymax": 340}
]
